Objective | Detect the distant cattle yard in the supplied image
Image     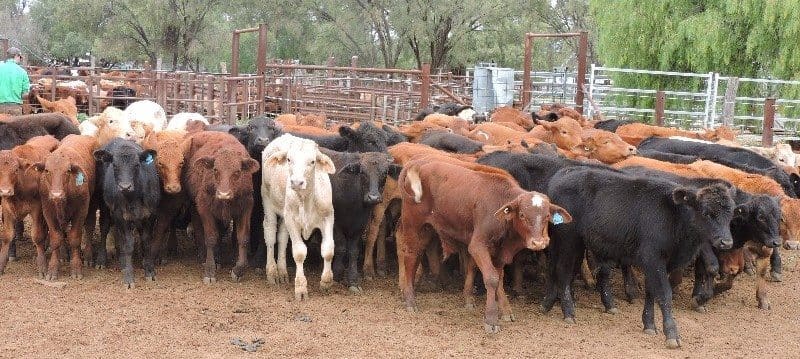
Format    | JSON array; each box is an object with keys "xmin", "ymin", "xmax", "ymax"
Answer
[{"xmin": 2, "ymin": 53, "xmax": 800, "ymax": 357}]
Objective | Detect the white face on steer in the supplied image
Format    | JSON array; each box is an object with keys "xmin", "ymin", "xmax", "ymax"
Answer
[
  {"xmin": 286, "ymin": 139, "xmax": 321, "ymax": 191},
  {"xmin": 531, "ymin": 194, "xmax": 544, "ymax": 208},
  {"xmin": 458, "ymin": 108, "xmax": 477, "ymax": 122}
]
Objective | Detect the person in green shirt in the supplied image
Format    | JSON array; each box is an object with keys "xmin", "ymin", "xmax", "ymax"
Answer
[{"xmin": 0, "ymin": 47, "xmax": 30, "ymax": 116}]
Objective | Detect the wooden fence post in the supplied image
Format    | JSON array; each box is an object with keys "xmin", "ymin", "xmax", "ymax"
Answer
[
  {"xmin": 721, "ymin": 77, "xmax": 739, "ymax": 126},
  {"xmin": 575, "ymin": 31, "xmax": 589, "ymax": 114},
  {"xmin": 522, "ymin": 34, "xmax": 532, "ymax": 110},
  {"xmin": 420, "ymin": 63, "xmax": 431, "ymax": 110},
  {"xmin": 763, "ymin": 98, "xmax": 776, "ymax": 147},
  {"xmin": 654, "ymin": 90, "xmax": 665, "ymax": 126}
]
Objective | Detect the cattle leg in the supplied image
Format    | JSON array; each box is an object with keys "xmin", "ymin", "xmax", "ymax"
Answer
[
  {"xmin": 286, "ymin": 225, "xmax": 308, "ymax": 300},
  {"xmin": 8, "ymin": 220, "xmax": 23, "ymax": 261},
  {"xmin": 114, "ymin": 225, "xmax": 135, "ymax": 288},
  {"xmin": 83, "ymin": 206, "xmax": 97, "ymax": 268},
  {"xmin": 68, "ymin": 219, "xmax": 86, "ymax": 280},
  {"xmin": 511, "ymin": 253, "xmax": 525, "ymax": 298},
  {"xmin": 200, "ymin": 215, "xmax": 219, "ymax": 284},
  {"xmin": 643, "ymin": 265, "xmax": 680, "ymax": 349},
  {"xmin": 0, "ymin": 212, "xmax": 15, "ymax": 274},
  {"xmin": 397, "ymin": 224, "xmax": 423, "ymax": 311},
  {"xmin": 769, "ymin": 247, "xmax": 782, "ymax": 282},
  {"xmin": 262, "ymin": 208, "xmax": 280, "ymax": 284},
  {"xmin": 623, "ymin": 265, "xmax": 640, "ymax": 303},
  {"xmin": 347, "ymin": 234, "xmax": 363, "ymax": 293},
  {"xmin": 30, "ymin": 211, "xmax": 47, "ymax": 278},
  {"xmin": 319, "ymin": 217, "xmax": 335, "ymax": 292},
  {"xmin": 332, "ymin": 227, "xmax": 347, "ymax": 283},
  {"xmin": 231, "ymin": 213, "xmax": 252, "ymax": 282},
  {"xmin": 424, "ymin": 239, "xmax": 443, "ymax": 288},
  {"xmin": 151, "ymin": 207, "xmax": 175, "ymax": 269},
  {"xmin": 580, "ymin": 256, "xmax": 596, "ymax": 288},
  {"xmin": 275, "ymin": 222, "xmax": 289, "ymax": 284},
  {"xmin": 469, "ymin": 243, "xmax": 501, "ymax": 333},
  {"xmin": 362, "ymin": 202, "xmax": 385, "ymax": 279},
  {"xmin": 98, "ymin": 206, "xmax": 111, "ymax": 266},
  {"xmin": 142, "ymin": 218, "xmax": 158, "ymax": 281},
  {"xmin": 496, "ymin": 265, "xmax": 514, "ymax": 322},
  {"xmin": 596, "ymin": 263, "xmax": 618, "ymax": 314},
  {"xmin": 463, "ymin": 254, "xmax": 476, "ymax": 310},
  {"xmin": 45, "ymin": 228, "xmax": 63, "ymax": 281},
  {"xmin": 753, "ymin": 246, "xmax": 772, "ymax": 310},
  {"xmin": 689, "ymin": 257, "xmax": 714, "ymax": 313}
]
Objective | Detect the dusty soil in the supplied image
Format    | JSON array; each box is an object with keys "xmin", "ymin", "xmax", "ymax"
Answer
[{"xmin": 1, "ymin": 238, "xmax": 799, "ymax": 359}]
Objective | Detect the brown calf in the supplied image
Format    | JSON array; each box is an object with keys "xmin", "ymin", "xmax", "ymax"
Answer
[
  {"xmin": 528, "ymin": 117, "xmax": 584, "ymax": 150},
  {"xmin": 397, "ymin": 159, "xmax": 571, "ymax": 333},
  {"xmin": 34, "ymin": 135, "xmax": 98, "ymax": 280},
  {"xmin": 183, "ymin": 131, "xmax": 260, "ymax": 283},
  {"xmin": 0, "ymin": 136, "xmax": 59, "ymax": 275},
  {"xmin": 490, "ymin": 107, "xmax": 535, "ymax": 130},
  {"xmin": 37, "ymin": 95, "xmax": 79, "ymax": 126},
  {"xmin": 570, "ymin": 129, "xmax": 637, "ymax": 164}
]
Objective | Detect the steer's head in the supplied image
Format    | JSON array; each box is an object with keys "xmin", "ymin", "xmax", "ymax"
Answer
[
  {"xmin": 339, "ymin": 152, "xmax": 402, "ymax": 205},
  {"xmin": 0, "ymin": 150, "xmax": 25, "ymax": 197},
  {"xmin": 581, "ymin": 129, "xmax": 637, "ymax": 164},
  {"xmin": 229, "ymin": 116, "xmax": 283, "ymax": 158},
  {"xmin": 94, "ymin": 141, "xmax": 156, "ymax": 194},
  {"xmin": 144, "ymin": 131, "xmax": 190, "ymax": 194},
  {"xmin": 266, "ymin": 138, "xmax": 335, "ymax": 193},
  {"xmin": 340, "ymin": 121, "xmax": 389, "ymax": 152},
  {"xmin": 195, "ymin": 148, "xmax": 259, "ymax": 200},
  {"xmin": 535, "ymin": 116, "xmax": 583, "ymax": 151},
  {"xmin": 495, "ymin": 192, "xmax": 572, "ymax": 252},
  {"xmin": 34, "ymin": 151, "xmax": 88, "ymax": 200},
  {"xmin": 672, "ymin": 183, "xmax": 734, "ymax": 250},
  {"xmin": 734, "ymin": 194, "xmax": 782, "ymax": 249}
]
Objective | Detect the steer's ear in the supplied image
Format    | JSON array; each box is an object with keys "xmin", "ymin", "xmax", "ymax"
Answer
[
  {"xmin": 93, "ymin": 149, "xmax": 112, "ymax": 163},
  {"xmin": 339, "ymin": 126, "xmax": 356, "ymax": 138},
  {"xmin": 181, "ymin": 137, "xmax": 193, "ymax": 155},
  {"xmin": 388, "ymin": 164, "xmax": 402, "ymax": 180},
  {"xmin": 316, "ymin": 152, "xmax": 336, "ymax": 174},
  {"xmin": 195, "ymin": 156, "xmax": 215, "ymax": 169},
  {"xmin": 340, "ymin": 162, "xmax": 361, "ymax": 174},
  {"xmin": 549, "ymin": 204, "xmax": 572, "ymax": 224},
  {"xmin": 266, "ymin": 150, "xmax": 287, "ymax": 166},
  {"xmin": 241, "ymin": 158, "xmax": 260, "ymax": 174},
  {"xmin": 672, "ymin": 187, "xmax": 698, "ymax": 206},
  {"xmin": 494, "ymin": 200, "xmax": 518, "ymax": 222}
]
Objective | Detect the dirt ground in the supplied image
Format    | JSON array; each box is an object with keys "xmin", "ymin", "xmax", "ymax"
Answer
[{"xmin": 1, "ymin": 237, "xmax": 799, "ymax": 359}]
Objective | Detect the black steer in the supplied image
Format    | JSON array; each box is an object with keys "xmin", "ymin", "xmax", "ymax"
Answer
[{"xmin": 94, "ymin": 138, "xmax": 161, "ymax": 288}]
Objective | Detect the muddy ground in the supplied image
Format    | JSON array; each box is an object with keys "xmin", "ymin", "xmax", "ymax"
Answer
[{"xmin": 0, "ymin": 237, "xmax": 798, "ymax": 359}]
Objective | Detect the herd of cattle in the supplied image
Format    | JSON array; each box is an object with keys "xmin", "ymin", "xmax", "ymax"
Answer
[{"xmin": 0, "ymin": 100, "xmax": 797, "ymax": 349}]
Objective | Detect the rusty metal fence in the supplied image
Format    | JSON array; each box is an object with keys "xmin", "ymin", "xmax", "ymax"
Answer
[{"xmin": 25, "ymin": 64, "xmax": 471, "ymax": 125}]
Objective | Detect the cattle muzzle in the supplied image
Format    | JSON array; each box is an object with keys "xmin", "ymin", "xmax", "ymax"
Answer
[
  {"xmin": 164, "ymin": 183, "xmax": 182, "ymax": 194},
  {"xmin": 713, "ymin": 236, "xmax": 734, "ymax": 250},
  {"xmin": 0, "ymin": 187, "xmax": 14, "ymax": 197},
  {"xmin": 216, "ymin": 190, "xmax": 233, "ymax": 200},
  {"xmin": 364, "ymin": 193, "xmax": 383, "ymax": 204},
  {"xmin": 526, "ymin": 236, "xmax": 550, "ymax": 251},
  {"xmin": 290, "ymin": 179, "xmax": 307, "ymax": 191},
  {"xmin": 627, "ymin": 146, "xmax": 638, "ymax": 155},
  {"xmin": 118, "ymin": 181, "xmax": 134, "ymax": 193},
  {"xmin": 254, "ymin": 137, "xmax": 270, "ymax": 146},
  {"xmin": 767, "ymin": 237, "xmax": 782, "ymax": 248},
  {"xmin": 49, "ymin": 191, "xmax": 65, "ymax": 200}
]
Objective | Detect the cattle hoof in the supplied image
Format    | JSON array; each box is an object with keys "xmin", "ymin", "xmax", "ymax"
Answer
[
  {"xmin": 253, "ymin": 267, "xmax": 265, "ymax": 276},
  {"xmin": 8, "ymin": 256, "xmax": 16, "ymax": 262},
  {"xmin": 758, "ymin": 301, "xmax": 771, "ymax": 310},
  {"xmin": 376, "ymin": 269, "xmax": 388, "ymax": 278},
  {"xmin": 94, "ymin": 264, "xmax": 105, "ymax": 270},
  {"xmin": 483, "ymin": 324, "xmax": 500, "ymax": 334},
  {"xmin": 405, "ymin": 306, "xmax": 417, "ymax": 313},
  {"xmin": 744, "ymin": 267, "xmax": 755, "ymax": 276},
  {"xmin": 70, "ymin": 273, "xmax": 83, "ymax": 280},
  {"xmin": 348, "ymin": 286, "xmax": 363, "ymax": 294},
  {"xmin": 770, "ymin": 272, "xmax": 782, "ymax": 282},
  {"xmin": 125, "ymin": 282, "xmax": 135, "ymax": 290},
  {"xmin": 145, "ymin": 275, "xmax": 156, "ymax": 282},
  {"xmin": 690, "ymin": 299, "xmax": 707, "ymax": 313},
  {"xmin": 82, "ymin": 260, "xmax": 92, "ymax": 267},
  {"xmin": 364, "ymin": 274, "xmax": 374, "ymax": 281},
  {"xmin": 203, "ymin": 276, "xmax": 217, "ymax": 285},
  {"xmin": 465, "ymin": 302, "xmax": 476, "ymax": 310},
  {"xmin": 295, "ymin": 289, "xmax": 309, "ymax": 302},
  {"xmin": 605, "ymin": 307, "xmax": 620, "ymax": 315},
  {"xmin": 37, "ymin": 272, "xmax": 45, "ymax": 280},
  {"xmin": 539, "ymin": 304, "xmax": 552, "ymax": 314},
  {"xmin": 231, "ymin": 270, "xmax": 242, "ymax": 282},
  {"xmin": 45, "ymin": 273, "xmax": 58, "ymax": 281},
  {"xmin": 665, "ymin": 338, "xmax": 681, "ymax": 349},
  {"xmin": 643, "ymin": 328, "xmax": 657, "ymax": 335},
  {"xmin": 784, "ymin": 241, "xmax": 800, "ymax": 250},
  {"xmin": 501, "ymin": 314, "xmax": 516, "ymax": 322},
  {"xmin": 563, "ymin": 317, "xmax": 576, "ymax": 325}
]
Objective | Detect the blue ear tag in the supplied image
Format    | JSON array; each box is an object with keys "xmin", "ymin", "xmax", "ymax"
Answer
[
  {"xmin": 76, "ymin": 172, "xmax": 85, "ymax": 186},
  {"xmin": 552, "ymin": 212, "xmax": 564, "ymax": 225},
  {"xmin": 145, "ymin": 154, "xmax": 154, "ymax": 165}
]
